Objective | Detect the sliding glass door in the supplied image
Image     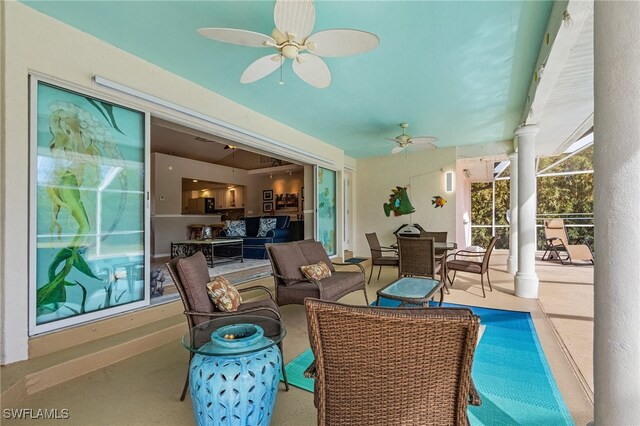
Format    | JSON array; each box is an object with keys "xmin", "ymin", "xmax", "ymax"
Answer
[{"xmin": 315, "ymin": 166, "xmax": 337, "ymax": 256}]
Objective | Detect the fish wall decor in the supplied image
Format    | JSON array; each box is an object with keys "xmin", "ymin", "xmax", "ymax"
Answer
[
  {"xmin": 383, "ymin": 186, "xmax": 415, "ymax": 217},
  {"xmin": 432, "ymin": 195, "xmax": 447, "ymax": 208}
]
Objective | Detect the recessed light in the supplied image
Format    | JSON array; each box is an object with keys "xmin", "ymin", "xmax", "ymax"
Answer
[{"xmin": 193, "ymin": 179, "xmax": 198, "ymax": 183}]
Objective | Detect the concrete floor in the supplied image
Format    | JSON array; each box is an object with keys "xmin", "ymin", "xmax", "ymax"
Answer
[{"xmin": 2, "ymin": 251, "xmax": 594, "ymax": 425}]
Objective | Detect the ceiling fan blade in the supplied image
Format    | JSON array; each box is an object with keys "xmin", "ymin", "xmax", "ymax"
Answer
[
  {"xmin": 292, "ymin": 54, "xmax": 331, "ymax": 88},
  {"xmin": 306, "ymin": 29, "xmax": 380, "ymax": 57},
  {"xmin": 198, "ymin": 28, "xmax": 275, "ymax": 48},
  {"xmin": 240, "ymin": 54, "xmax": 282, "ymax": 84},
  {"xmin": 274, "ymin": 0, "xmax": 315, "ymax": 42},
  {"xmin": 391, "ymin": 146, "xmax": 405, "ymax": 154},
  {"xmin": 410, "ymin": 136, "xmax": 439, "ymax": 148},
  {"xmin": 384, "ymin": 138, "xmax": 399, "ymax": 143}
]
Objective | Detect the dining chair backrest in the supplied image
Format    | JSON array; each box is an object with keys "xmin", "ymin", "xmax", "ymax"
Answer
[
  {"xmin": 365, "ymin": 233, "xmax": 383, "ymax": 261},
  {"xmin": 481, "ymin": 236, "xmax": 499, "ymax": 272},
  {"xmin": 422, "ymin": 231, "xmax": 447, "ymax": 243},
  {"xmin": 397, "ymin": 236, "xmax": 436, "ymax": 278}
]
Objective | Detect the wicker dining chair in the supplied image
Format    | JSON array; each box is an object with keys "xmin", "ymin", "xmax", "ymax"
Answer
[
  {"xmin": 166, "ymin": 252, "xmax": 289, "ymax": 401},
  {"xmin": 365, "ymin": 232, "xmax": 399, "ymax": 284},
  {"xmin": 422, "ymin": 231, "xmax": 448, "ymax": 255},
  {"xmin": 304, "ymin": 298, "xmax": 482, "ymax": 426},
  {"xmin": 397, "ymin": 236, "xmax": 442, "ymax": 279},
  {"xmin": 446, "ymin": 236, "xmax": 499, "ymax": 298}
]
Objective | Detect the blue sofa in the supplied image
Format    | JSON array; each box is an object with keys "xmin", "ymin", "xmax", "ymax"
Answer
[{"xmin": 219, "ymin": 216, "xmax": 291, "ymax": 259}]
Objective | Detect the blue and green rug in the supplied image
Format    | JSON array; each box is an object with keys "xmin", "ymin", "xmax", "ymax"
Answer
[{"xmin": 281, "ymin": 300, "xmax": 574, "ymax": 425}]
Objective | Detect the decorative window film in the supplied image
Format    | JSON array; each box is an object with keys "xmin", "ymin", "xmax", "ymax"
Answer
[
  {"xmin": 30, "ymin": 80, "xmax": 148, "ymax": 334},
  {"xmin": 317, "ymin": 167, "xmax": 337, "ymax": 256}
]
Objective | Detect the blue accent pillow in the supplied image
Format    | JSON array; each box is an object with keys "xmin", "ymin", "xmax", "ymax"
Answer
[
  {"xmin": 224, "ymin": 220, "xmax": 246, "ymax": 237},
  {"xmin": 257, "ymin": 218, "xmax": 277, "ymax": 237}
]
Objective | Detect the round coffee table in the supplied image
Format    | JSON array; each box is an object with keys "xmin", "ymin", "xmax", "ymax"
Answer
[{"xmin": 181, "ymin": 315, "xmax": 286, "ymax": 426}]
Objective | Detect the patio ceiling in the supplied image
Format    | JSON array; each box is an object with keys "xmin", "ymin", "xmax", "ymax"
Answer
[{"xmin": 21, "ymin": 0, "xmax": 566, "ymax": 159}]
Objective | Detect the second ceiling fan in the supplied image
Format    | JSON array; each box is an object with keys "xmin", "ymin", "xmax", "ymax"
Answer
[
  {"xmin": 386, "ymin": 123, "xmax": 438, "ymax": 154},
  {"xmin": 198, "ymin": 0, "xmax": 380, "ymax": 88}
]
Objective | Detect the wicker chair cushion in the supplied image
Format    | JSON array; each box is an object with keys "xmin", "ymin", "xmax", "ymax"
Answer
[
  {"xmin": 176, "ymin": 252, "xmax": 216, "ymax": 314},
  {"xmin": 448, "ymin": 260, "xmax": 483, "ymax": 273},
  {"xmin": 298, "ymin": 240, "xmax": 336, "ymax": 272},
  {"xmin": 268, "ymin": 243, "xmax": 309, "ymax": 285},
  {"xmin": 301, "ymin": 261, "xmax": 332, "ymax": 281},
  {"xmin": 318, "ymin": 272, "xmax": 364, "ymax": 300},
  {"xmin": 206, "ymin": 276, "xmax": 242, "ymax": 312},
  {"xmin": 375, "ymin": 256, "xmax": 399, "ymax": 266}
]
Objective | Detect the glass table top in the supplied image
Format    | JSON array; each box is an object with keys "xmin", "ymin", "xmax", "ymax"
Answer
[
  {"xmin": 181, "ymin": 315, "xmax": 286, "ymax": 357},
  {"xmin": 378, "ymin": 277, "xmax": 441, "ymax": 299}
]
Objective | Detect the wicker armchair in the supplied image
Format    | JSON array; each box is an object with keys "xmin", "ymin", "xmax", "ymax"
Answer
[
  {"xmin": 304, "ymin": 299, "xmax": 482, "ymax": 426},
  {"xmin": 446, "ymin": 236, "xmax": 498, "ymax": 298},
  {"xmin": 166, "ymin": 252, "xmax": 289, "ymax": 400},
  {"xmin": 365, "ymin": 232, "xmax": 399, "ymax": 284},
  {"xmin": 266, "ymin": 240, "xmax": 369, "ymax": 306}
]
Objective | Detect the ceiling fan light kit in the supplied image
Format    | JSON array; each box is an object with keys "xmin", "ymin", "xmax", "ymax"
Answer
[
  {"xmin": 386, "ymin": 123, "xmax": 439, "ymax": 154},
  {"xmin": 198, "ymin": 0, "xmax": 379, "ymax": 88}
]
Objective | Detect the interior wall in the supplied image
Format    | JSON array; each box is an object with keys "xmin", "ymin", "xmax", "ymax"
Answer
[
  {"xmin": 253, "ymin": 171, "xmax": 304, "ymax": 217},
  {"xmin": 353, "ymin": 148, "xmax": 458, "ymax": 257},
  {"xmin": 153, "ymin": 153, "xmax": 256, "ymax": 215},
  {"xmin": 151, "ymin": 153, "xmax": 260, "ymax": 256},
  {"xmin": 0, "ymin": 3, "xmax": 346, "ymax": 365}
]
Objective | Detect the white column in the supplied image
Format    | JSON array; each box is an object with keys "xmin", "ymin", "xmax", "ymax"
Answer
[
  {"xmin": 514, "ymin": 125, "xmax": 539, "ymax": 298},
  {"xmin": 593, "ymin": 2, "xmax": 640, "ymax": 423},
  {"xmin": 507, "ymin": 151, "xmax": 518, "ymax": 274}
]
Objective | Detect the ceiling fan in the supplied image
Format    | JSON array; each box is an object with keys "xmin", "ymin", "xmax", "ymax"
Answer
[
  {"xmin": 386, "ymin": 123, "xmax": 438, "ymax": 154},
  {"xmin": 197, "ymin": 0, "xmax": 379, "ymax": 88}
]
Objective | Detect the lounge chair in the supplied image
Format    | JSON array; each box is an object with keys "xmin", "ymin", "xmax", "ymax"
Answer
[{"xmin": 542, "ymin": 218, "xmax": 594, "ymax": 265}]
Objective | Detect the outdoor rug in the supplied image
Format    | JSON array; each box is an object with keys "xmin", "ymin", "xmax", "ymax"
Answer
[
  {"xmin": 344, "ymin": 257, "xmax": 368, "ymax": 264},
  {"xmin": 281, "ymin": 300, "xmax": 574, "ymax": 426}
]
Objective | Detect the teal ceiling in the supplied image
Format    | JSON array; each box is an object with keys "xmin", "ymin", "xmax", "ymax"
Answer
[{"xmin": 22, "ymin": 1, "xmax": 552, "ymax": 158}]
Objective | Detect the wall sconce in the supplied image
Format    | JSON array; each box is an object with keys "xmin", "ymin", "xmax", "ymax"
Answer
[
  {"xmin": 463, "ymin": 169, "xmax": 471, "ymax": 178},
  {"xmin": 269, "ymin": 173, "xmax": 273, "ymax": 179},
  {"xmin": 445, "ymin": 171, "xmax": 454, "ymax": 193}
]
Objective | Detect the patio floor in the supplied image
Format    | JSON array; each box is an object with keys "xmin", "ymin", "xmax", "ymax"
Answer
[{"xmin": 1, "ymin": 250, "xmax": 594, "ymax": 425}]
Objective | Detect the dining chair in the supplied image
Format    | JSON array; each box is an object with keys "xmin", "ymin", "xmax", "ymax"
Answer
[
  {"xmin": 365, "ymin": 232, "xmax": 399, "ymax": 284},
  {"xmin": 446, "ymin": 236, "xmax": 498, "ymax": 298},
  {"xmin": 397, "ymin": 236, "xmax": 441, "ymax": 281},
  {"xmin": 303, "ymin": 298, "xmax": 482, "ymax": 425}
]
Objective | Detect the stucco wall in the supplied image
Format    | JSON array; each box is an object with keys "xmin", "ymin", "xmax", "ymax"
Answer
[
  {"xmin": 353, "ymin": 148, "xmax": 459, "ymax": 257},
  {"xmin": 0, "ymin": 3, "xmax": 345, "ymax": 364}
]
